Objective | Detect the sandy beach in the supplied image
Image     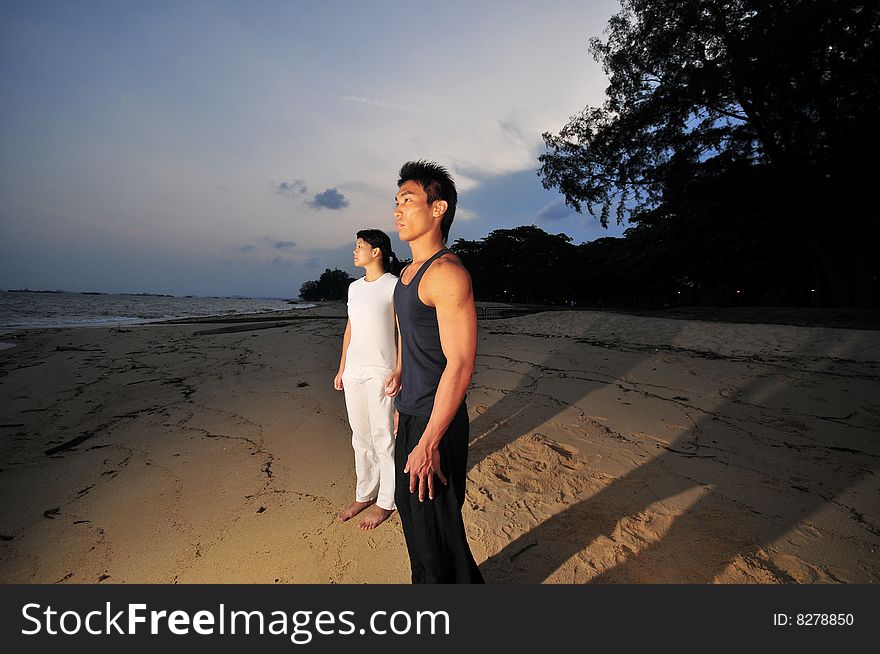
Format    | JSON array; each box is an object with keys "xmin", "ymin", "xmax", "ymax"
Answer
[{"xmin": 1, "ymin": 305, "xmax": 878, "ymax": 583}]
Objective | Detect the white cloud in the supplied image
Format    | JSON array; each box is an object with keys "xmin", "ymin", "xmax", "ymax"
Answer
[{"xmin": 455, "ymin": 207, "xmax": 479, "ymax": 221}]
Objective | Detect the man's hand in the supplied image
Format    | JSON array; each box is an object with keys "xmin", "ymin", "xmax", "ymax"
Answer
[
  {"xmin": 404, "ymin": 440, "xmax": 448, "ymax": 501},
  {"xmin": 333, "ymin": 371, "xmax": 344, "ymax": 391},
  {"xmin": 383, "ymin": 370, "xmax": 401, "ymax": 397},
  {"xmin": 393, "ymin": 410, "xmax": 399, "ymax": 437}
]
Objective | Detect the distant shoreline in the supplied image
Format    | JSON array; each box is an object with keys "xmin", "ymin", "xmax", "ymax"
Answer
[
  {"xmin": 3, "ymin": 289, "xmax": 298, "ymax": 301},
  {"xmin": 0, "ymin": 292, "xmax": 315, "ymax": 331}
]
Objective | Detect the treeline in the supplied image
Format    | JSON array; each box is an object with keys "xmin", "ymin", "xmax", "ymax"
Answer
[
  {"xmin": 299, "ymin": 217, "xmax": 826, "ymax": 308},
  {"xmin": 299, "ymin": 268, "xmax": 353, "ymax": 301},
  {"xmin": 451, "ymin": 222, "xmax": 816, "ymax": 308}
]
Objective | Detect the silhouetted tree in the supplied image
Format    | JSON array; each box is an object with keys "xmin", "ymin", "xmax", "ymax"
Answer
[
  {"xmin": 454, "ymin": 218, "xmax": 823, "ymax": 308},
  {"xmin": 540, "ymin": 0, "xmax": 879, "ymax": 306},
  {"xmin": 298, "ymin": 268, "xmax": 355, "ymax": 301},
  {"xmin": 452, "ymin": 226, "xmax": 577, "ymax": 304}
]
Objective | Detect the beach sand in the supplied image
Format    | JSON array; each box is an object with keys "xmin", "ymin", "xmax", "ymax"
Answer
[{"xmin": 1, "ymin": 305, "xmax": 878, "ymax": 583}]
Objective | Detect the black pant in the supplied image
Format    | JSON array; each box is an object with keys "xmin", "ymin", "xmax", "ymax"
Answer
[{"xmin": 395, "ymin": 403, "xmax": 485, "ymax": 584}]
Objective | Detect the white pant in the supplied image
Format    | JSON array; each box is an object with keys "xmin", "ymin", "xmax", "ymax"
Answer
[{"xmin": 342, "ymin": 368, "xmax": 396, "ymax": 510}]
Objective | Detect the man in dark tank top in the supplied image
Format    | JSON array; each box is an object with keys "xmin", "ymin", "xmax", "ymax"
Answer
[{"xmin": 392, "ymin": 160, "xmax": 484, "ymax": 583}]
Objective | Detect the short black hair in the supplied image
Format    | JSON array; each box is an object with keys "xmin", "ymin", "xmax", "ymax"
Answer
[{"xmin": 398, "ymin": 160, "xmax": 457, "ymax": 243}]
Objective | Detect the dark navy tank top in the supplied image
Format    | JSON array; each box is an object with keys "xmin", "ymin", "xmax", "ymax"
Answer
[{"xmin": 393, "ymin": 248, "xmax": 452, "ymax": 417}]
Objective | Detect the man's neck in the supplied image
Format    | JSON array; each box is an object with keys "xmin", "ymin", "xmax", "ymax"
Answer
[{"xmin": 408, "ymin": 235, "xmax": 446, "ymax": 263}]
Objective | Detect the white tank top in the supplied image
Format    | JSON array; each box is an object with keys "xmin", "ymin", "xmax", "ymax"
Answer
[{"xmin": 344, "ymin": 273, "xmax": 397, "ymax": 375}]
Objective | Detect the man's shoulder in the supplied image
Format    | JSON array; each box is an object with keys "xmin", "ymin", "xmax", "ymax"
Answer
[
  {"xmin": 426, "ymin": 252, "xmax": 469, "ymax": 280},
  {"xmin": 421, "ymin": 252, "xmax": 472, "ymax": 300}
]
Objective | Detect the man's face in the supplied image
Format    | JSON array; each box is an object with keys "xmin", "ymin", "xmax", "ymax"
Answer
[{"xmin": 394, "ymin": 180, "xmax": 438, "ymax": 243}]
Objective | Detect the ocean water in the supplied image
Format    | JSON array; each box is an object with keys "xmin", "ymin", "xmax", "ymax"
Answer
[{"xmin": 0, "ymin": 291, "xmax": 315, "ymax": 330}]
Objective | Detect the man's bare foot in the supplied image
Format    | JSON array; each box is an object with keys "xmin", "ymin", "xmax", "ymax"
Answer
[
  {"xmin": 337, "ymin": 500, "xmax": 374, "ymax": 522},
  {"xmin": 359, "ymin": 506, "xmax": 394, "ymax": 530}
]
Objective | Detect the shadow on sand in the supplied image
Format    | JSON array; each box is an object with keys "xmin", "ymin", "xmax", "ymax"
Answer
[{"xmin": 466, "ymin": 317, "xmax": 879, "ymax": 583}]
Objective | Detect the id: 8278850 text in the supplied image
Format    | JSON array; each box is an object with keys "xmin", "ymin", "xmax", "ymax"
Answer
[{"xmin": 773, "ymin": 613, "xmax": 854, "ymax": 626}]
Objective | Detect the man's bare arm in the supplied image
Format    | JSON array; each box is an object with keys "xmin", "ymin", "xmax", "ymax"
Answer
[
  {"xmin": 422, "ymin": 258, "xmax": 476, "ymax": 444},
  {"xmin": 403, "ymin": 256, "xmax": 477, "ymax": 500}
]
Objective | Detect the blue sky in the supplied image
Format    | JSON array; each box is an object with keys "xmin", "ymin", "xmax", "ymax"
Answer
[{"xmin": 1, "ymin": 0, "xmax": 625, "ymax": 297}]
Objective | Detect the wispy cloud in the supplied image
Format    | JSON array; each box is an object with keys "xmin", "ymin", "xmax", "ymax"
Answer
[
  {"xmin": 269, "ymin": 256, "xmax": 295, "ymax": 268},
  {"xmin": 236, "ymin": 237, "xmax": 298, "ymax": 255},
  {"xmin": 308, "ymin": 188, "xmax": 349, "ymax": 210},
  {"xmin": 273, "ymin": 179, "xmax": 308, "ymax": 197},
  {"xmin": 498, "ymin": 119, "xmax": 541, "ymax": 156},
  {"xmin": 455, "ymin": 207, "xmax": 479, "ymax": 221},
  {"xmin": 532, "ymin": 196, "xmax": 575, "ymax": 222},
  {"xmin": 339, "ymin": 95, "xmax": 419, "ymax": 112}
]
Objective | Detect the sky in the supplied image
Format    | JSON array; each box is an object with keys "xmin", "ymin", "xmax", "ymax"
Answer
[{"xmin": 0, "ymin": 0, "xmax": 626, "ymax": 298}]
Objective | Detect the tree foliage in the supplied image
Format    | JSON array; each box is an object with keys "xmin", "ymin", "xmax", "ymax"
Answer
[
  {"xmin": 540, "ymin": 0, "xmax": 879, "ymax": 306},
  {"xmin": 452, "ymin": 226, "xmax": 576, "ymax": 304},
  {"xmin": 298, "ymin": 268, "xmax": 354, "ymax": 301},
  {"xmin": 452, "ymin": 224, "xmax": 809, "ymax": 308}
]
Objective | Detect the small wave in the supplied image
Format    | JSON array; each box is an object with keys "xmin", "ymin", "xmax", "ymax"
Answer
[{"xmin": 0, "ymin": 293, "xmax": 307, "ymax": 329}]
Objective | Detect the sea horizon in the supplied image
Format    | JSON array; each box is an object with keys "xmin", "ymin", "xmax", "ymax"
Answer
[
  {"xmin": 0, "ymin": 290, "xmax": 315, "ymax": 330},
  {"xmin": 4, "ymin": 288, "xmax": 297, "ymax": 300}
]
